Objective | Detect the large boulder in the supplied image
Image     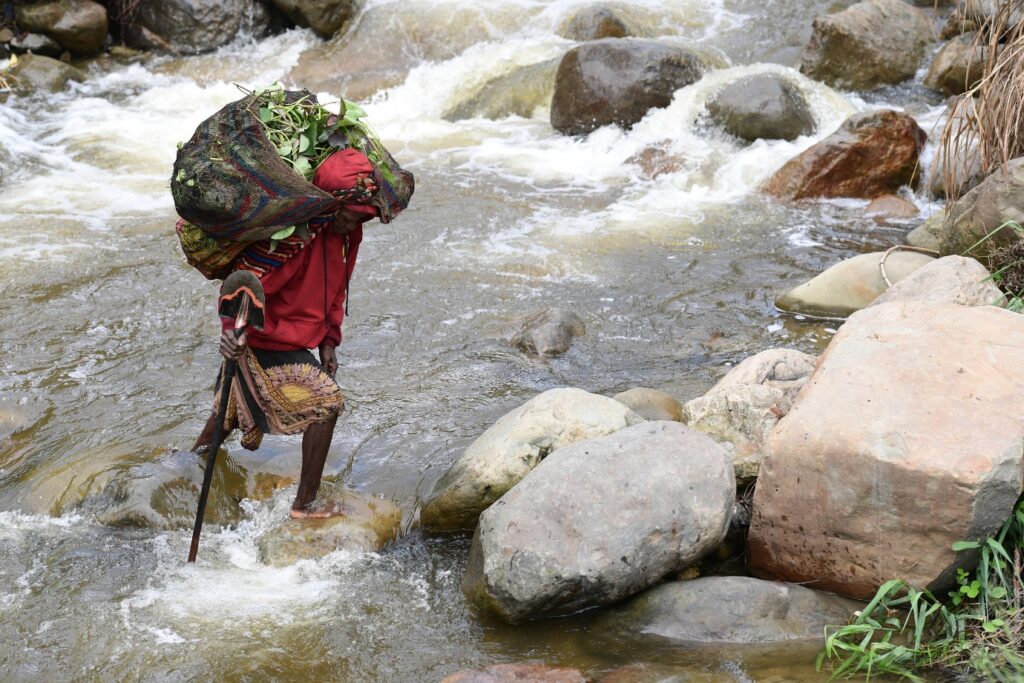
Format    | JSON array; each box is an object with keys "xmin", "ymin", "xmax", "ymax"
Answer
[
  {"xmin": 925, "ymin": 33, "xmax": 990, "ymax": 96},
  {"xmin": 869, "ymin": 255, "xmax": 1006, "ymax": 308},
  {"xmin": 462, "ymin": 421, "xmax": 735, "ymax": 623},
  {"xmin": 939, "ymin": 157, "xmax": 1024, "ymax": 266},
  {"xmin": 681, "ymin": 349, "xmax": 817, "ymax": 485},
  {"xmin": 7, "ymin": 53, "xmax": 86, "ymax": 93},
  {"xmin": 799, "ymin": 0, "xmax": 934, "ymax": 90},
  {"xmin": 509, "ymin": 308, "xmax": 585, "ymax": 357},
  {"xmin": 557, "ymin": 4, "xmax": 629, "ymax": 41},
  {"xmin": 906, "ymin": 210, "xmax": 945, "ymax": 251},
  {"xmin": 706, "ymin": 74, "xmax": 815, "ymax": 142},
  {"xmin": 748, "ymin": 302, "xmax": 1024, "ymax": 599},
  {"xmin": 612, "ymin": 387, "xmax": 682, "ymax": 422},
  {"xmin": 775, "ymin": 250, "xmax": 936, "ymax": 318},
  {"xmin": 550, "ymin": 38, "xmax": 708, "ymax": 136},
  {"xmin": 266, "ymin": 0, "xmax": 360, "ymax": 39},
  {"xmin": 443, "ymin": 58, "xmax": 559, "ymax": 122},
  {"xmin": 14, "ymin": 0, "xmax": 108, "ymax": 57},
  {"xmin": 442, "ymin": 664, "xmax": 590, "ymax": 683},
  {"xmin": 257, "ymin": 490, "xmax": 401, "ymax": 566},
  {"xmin": 421, "ymin": 388, "xmax": 644, "ymax": 532},
  {"xmin": 590, "ymin": 577, "xmax": 859, "ymax": 646},
  {"xmin": 126, "ymin": 0, "xmax": 270, "ymax": 55},
  {"xmin": 763, "ymin": 110, "xmax": 927, "ymax": 200}
]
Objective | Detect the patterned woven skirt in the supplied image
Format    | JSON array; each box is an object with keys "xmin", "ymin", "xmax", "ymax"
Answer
[{"xmin": 213, "ymin": 347, "xmax": 344, "ymax": 451}]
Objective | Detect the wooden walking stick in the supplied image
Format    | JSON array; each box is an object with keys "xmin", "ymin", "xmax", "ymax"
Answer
[{"xmin": 188, "ymin": 271, "xmax": 265, "ymax": 563}]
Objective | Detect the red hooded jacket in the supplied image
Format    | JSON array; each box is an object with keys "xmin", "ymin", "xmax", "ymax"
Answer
[{"xmin": 224, "ymin": 149, "xmax": 374, "ymax": 351}]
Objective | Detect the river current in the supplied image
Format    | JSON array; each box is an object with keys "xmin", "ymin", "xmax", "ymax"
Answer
[{"xmin": 0, "ymin": 1, "xmax": 945, "ymax": 680}]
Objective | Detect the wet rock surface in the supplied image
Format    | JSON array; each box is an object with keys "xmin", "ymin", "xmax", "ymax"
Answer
[
  {"xmin": 925, "ymin": 32, "xmax": 990, "ymax": 96},
  {"xmin": 83, "ymin": 449, "xmax": 293, "ymax": 530},
  {"xmin": 557, "ymin": 4, "xmax": 629, "ymax": 41},
  {"xmin": 800, "ymin": 0, "xmax": 933, "ymax": 90},
  {"xmin": 257, "ymin": 490, "xmax": 402, "ymax": 566},
  {"xmin": 509, "ymin": 308, "xmax": 585, "ymax": 357},
  {"xmin": 9, "ymin": 32, "xmax": 64, "ymax": 58},
  {"xmin": 612, "ymin": 387, "xmax": 682, "ymax": 422},
  {"xmin": 865, "ymin": 194, "xmax": 919, "ymax": 220},
  {"xmin": 775, "ymin": 250, "xmax": 935, "ymax": 318},
  {"xmin": 763, "ymin": 110, "xmax": 927, "ymax": 200},
  {"xmin": 126, "ymin": 0, "xmax": 270, "ymax": 55},
  {"xmin": 7, "ymin": 53, "xmax": 86, "ymax": 92},
  {"xmin": 462, "ymin": 421, "xmax": 734, "ymax": 623},
  {"xmin": 749, "ymin": 302, "xmax": 1024, "ymax": 599},
  {"xmin": 14, "ymin": 0, "xmax": 108, "ymax": 57},
  {"xmin": 706, "ymin": 74, "xmax": 815, "ymax": 142},
  {"xmin": 443, "ymin": 59, "xmax": 559, "ymax": 122},
  {"xmin": 590, "ymin": 576, "xmax": 860, "ymax": 645},
  {"xmin": 267, "ymin": 0, "xmax": 360, "ymax": 39},
  {"xmin": 550, "ymin": 38, "xmax": 708, "ymax": 136},
  {"xmin": 681, "ymin": 349, "xmax": 817, "ymax": 485},
  {"xmin": 421, "ymin": 388, "xmax": 643, "ymax": 532}
]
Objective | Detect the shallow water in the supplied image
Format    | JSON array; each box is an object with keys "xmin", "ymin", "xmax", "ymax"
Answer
[{"xmin": 0, "ymin": 1, "xmax": 945, "ymax": 680}]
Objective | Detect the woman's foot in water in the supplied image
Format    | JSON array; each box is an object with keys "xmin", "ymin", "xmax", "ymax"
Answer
[{"xmin": 289, "ymin": 500, "xmax": 347, "ymax": 519}]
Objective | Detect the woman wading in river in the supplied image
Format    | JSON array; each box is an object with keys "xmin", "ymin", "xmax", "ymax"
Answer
[{"xmin": 190, "ymin": 149, "xmax": 378, "ymax": 519}]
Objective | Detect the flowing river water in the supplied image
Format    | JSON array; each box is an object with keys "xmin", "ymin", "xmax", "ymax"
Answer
[{"xmin": 0, "ymin": 1, "xmax": 947, "ymax": 680}]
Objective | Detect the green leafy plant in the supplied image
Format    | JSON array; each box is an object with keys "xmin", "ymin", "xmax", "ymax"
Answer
[
  {"xmin": 963, "ymin": 220, "xmax": 1024, "ymax": 310},
  {"xmin": 818, "ymin": 496, "xmax": 1024, "ymax": 680}
]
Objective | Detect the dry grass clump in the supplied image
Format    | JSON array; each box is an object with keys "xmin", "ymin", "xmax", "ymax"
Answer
[{"xmin": 940, "ymin": 0, "xmax": 1024, "ymax": 202}]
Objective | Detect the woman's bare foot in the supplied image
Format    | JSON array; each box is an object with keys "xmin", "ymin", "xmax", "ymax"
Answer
[{"xmin": 290, "ymin": 500, "xmax": 347, "ymax": 520}]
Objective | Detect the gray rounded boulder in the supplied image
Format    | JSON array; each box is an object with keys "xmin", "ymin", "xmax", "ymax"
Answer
[
  {"xmin": 126, "ymin": 0, "xmax": 270, "ymax": 55},
  {"xmin": 590, "ymin": 576, "xmax": 860, "ymax": 646},
  {"xmin": 706, "ymin": 74, "xmax": 815, "ymax": 142},
  {"xmin": 461, "ymin": 421, "xmax": 735, "ymax": 624},
  {"xmin": 550, "ymin": 38, "xmax": 708, "ymax": 136}
]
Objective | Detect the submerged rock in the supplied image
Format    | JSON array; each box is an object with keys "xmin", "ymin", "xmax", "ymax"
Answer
[
  {"xmin": 85, "ymin": 449, "xmax": 293, "ymax": 529},
  {"xmin": 462, "ymin": 421, "xmax": 734, "ymax": 624},
  {"xmin": 763, "ymin": 110, "xmax": 926, "ymax": 200},
  {"xmin": 443, "ymin": 59, "xmax": 559, "ymax": 122},
  {"xmin": 940, "ymin": 157, "xmax": 1024, "ymax": 266},
  {"xmin": 775, "ymin": 250, "xmax": 935, "ymax": 319},
  {"xmin": 706, "ymin": 74, "xmax": 815, "ymax": 142},
  {"xmin": 591, "ymin": 576, "xmax": 859, "ymax": 646},
  {"xmin": 800, "ymin": 0, "xmax": 933, "ymax": 90},
  {"xmin": 906, "ymin": 211, "xmax": 946, "ymax": 251},
  {"xmin": 15, "ymin": 0, "xmax": 108, "ymax": 57},
  {"xmin": 442, "ymin": 664, "xmax": 590, "ymax": 683},
  {"xmin": 289, "ymin": 3, "xmax": 524, "ymax": 100},
  {"xmin": 550, "ymin": 38, "xmax": 708, "ymax": 136},
  {"xmin": 865, "ymin": 194, "xmax": 918, "ymax": 220},
  {"xmin": 748, "ymin": 302, "xmax": 1024, "ymax": 599},
  {"xmin": 421, "ymin": 388, "xmax": 643, "ymax": 532},
  {"xmin": 869, "ymin": 255, "xmax": 1006, "ymax": 308},
  {"xmin": 267, "ymin": 0, "xmax": 360, "ymax": 39},
  {"xmin": 681, "ymin": 349, "xmax": 817, "ymax": 485},
  {"xmin": 9, "ymin": 33, "xmax": 64, "ymax": 58},
  {"xmin": 126, "ymin": 0, "xmax": 270, "ymax": 55},
  {"xmin": 557, "ymin": 4, "xmax": 629, "ymax": 41},
  {"xmin": 257, "ymin": 490, "xmax": 401, "ymax": 566},
  {"xmin": 925, "ymin": 33, "xmax": 990, "ymax": 96},
  {"xmin": 612, "ymin": 387, "xmax": 682, "ymax": 422},
  {"xmin": 509, "ymin": 308, "xmax": 585, "ymax": 357},
  {"xmin": 7, "ymin": 53, "xmax": 86, "ymax": 93},
  {"xmin": 625, "ymin": 141, "xmax": 686, "ymax": 179}
]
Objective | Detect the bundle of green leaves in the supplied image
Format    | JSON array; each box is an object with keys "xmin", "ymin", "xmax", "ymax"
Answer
[{"xmin": 248, "ymin": 82, "xmax": 391, "ymax": 243}]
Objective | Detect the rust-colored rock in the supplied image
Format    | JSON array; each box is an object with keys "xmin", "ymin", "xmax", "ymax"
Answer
[
  {"xmin": 763, "ymin": 110, "xmax": 926, "ymax": 200},
  {"xmin": 865, "ymin": 194, "xmax": 919, "ymax": 220},
  {"xmin": 441, "ymin": 663, "xmax": 590, "ymax": 683},
  {"xmin": 748, "ymin": 302, "xmax": 1024, "ymax": 599}
]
